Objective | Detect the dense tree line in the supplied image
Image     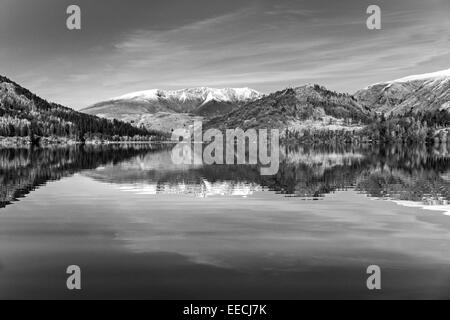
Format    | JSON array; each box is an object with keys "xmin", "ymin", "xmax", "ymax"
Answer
[
  {"xmin": 359, "ymin": 111, "xmax": 449, "ymax": 143},
  {"xmin": 0, "ymin": 75, "xmax": 168, "ymax": 141},
  {"xmin": 282, "ymin": 107, "xmax": 449, "ymax": 145},
  {"xmin": 283, "ymin": 128, "xmax": 361, "ymax": 144}
]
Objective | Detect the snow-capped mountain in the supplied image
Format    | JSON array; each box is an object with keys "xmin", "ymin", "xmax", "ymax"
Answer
[
  {"xmin": 383, "ymin": 69, "xmax": 450, "ymax": 84},
  {"xmin": 355, "ymin": 69, "xmax": 450, "ymax": 115},
  {"xmin": 81, "ymin": 87, "xmax": 262, "ymax": 133},
  {"xmin": 82, "ymin": 87, "xmax": 262, "ymax": 117},
  {"xmin": 111, "ymin": 87, "xmax": 262, "ymax": 104}
]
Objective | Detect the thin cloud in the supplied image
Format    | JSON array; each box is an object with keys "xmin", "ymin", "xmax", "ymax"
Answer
[
  {"xmin": 2, "ymin": 0, "xmax": 448, "ymax": 108},
  {"xmin": 102, "ymin": 6, "xmax": 449, "ymax": 97}
]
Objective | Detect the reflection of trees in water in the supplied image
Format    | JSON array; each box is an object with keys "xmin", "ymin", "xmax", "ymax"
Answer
[
  {"xmin": 356, "ymin": 169, "xmax": 449, "ymax": 203},
  {"xmin": 0, "ymin": 144, "xmax": 167, "ymax": 208},
  {"xmin": 197, "ymin": 144, "xmax": 450, "ymax": 200},
  {"xmin": 1, "ymin": 143, "xmax": 449, "ymax": 206},
  {"xmin": 355, "ymin": 144, "xmax": 450, "ymax": 203},
  {"xmin": 260, "ymin": 160, "xmax": 368, "ymax": 198},
  {"xmin": 87, "ymin": 143, "xmax": 449, "ymax": 202}
]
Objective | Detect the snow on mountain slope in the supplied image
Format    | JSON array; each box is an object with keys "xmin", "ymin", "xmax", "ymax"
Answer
[
  {"xmin": 356, "ymin": 69, "xmax": 450, "ymax": 115},
  {"xmin": 386, "ymin": 69, "xmax": 450, "ymax": 84},
  {"xmin": 82, "ymin": 87, "xmax": 263, "ymax": 132},
  {"xmin": 113, "ymin": 89, "xmax": 161, "ymax": 101},
  {"xmin": 110, "ymin": 87, "xmax": 262, "ymax": 104},
  {"xmin": 82, "ymin": 87, "xmax": 262, "ymax": 123}
]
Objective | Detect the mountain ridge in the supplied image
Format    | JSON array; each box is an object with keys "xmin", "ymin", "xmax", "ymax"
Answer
[
  {"xmin": 81, "ymin": 87, "xmax": 263, "ymax": 134},
  {"xmin": 109, "ymin": 87, "xmax": 262, "ymax": 103},
  {"xmin": 82, "ymin": 87, "xmax": 263, "ymax": 117},
  {"xmin": 355, "ymin": 69, "xmax": 450, "ymax": 115},
  {"xmin": 3, "ymin": 68, "xmax": 448, "ymax": 141}
]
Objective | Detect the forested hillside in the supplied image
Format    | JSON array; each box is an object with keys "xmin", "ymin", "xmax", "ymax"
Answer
[
  {"xmin": 205, "ymin": 85, "xmax": 372, "ymax": 131},
  {"xmin": 0, "ymin": 75, "xmax": 166, "ymax": 141}
]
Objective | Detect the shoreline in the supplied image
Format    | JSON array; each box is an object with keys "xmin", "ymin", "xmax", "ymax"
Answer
[{"xmin": 0, "ymin": 136, "xmax": 174, "ymax": 148}]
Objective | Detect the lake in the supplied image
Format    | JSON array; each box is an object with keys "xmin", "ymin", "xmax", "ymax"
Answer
[{"xmin": 0, "ymin": 143, "xmax": 449, "ymax": 299}]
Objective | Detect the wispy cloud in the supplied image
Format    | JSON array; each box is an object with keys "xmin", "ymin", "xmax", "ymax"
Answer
[
  {"xmin": 2, "ymin": 0, "xmax": 448, "ymax": 108},
  {"xmin": 100, "ymin": 5, "xmax": 449, "ymax": 97}
]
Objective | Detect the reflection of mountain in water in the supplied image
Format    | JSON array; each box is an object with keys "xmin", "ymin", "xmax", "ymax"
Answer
[
  {"xmin": 117, "ymin": 180, "xmax": 262, "ymax": 198},
  {"xmin": 1, "ymin": 143, "xmax": 449, "ymax": 211},
  {"xmin": 85, "ymin": 149, "xmax": 264, "ymax": 198},
  {"xmin": 0, "ymin": 145, "xmax": 165, "ymax": 208},
  {"xmin": 85, "ymin": 144, "xmax": 450, "ymax": 207}
]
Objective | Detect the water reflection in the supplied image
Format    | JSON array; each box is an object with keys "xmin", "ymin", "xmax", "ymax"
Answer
[
  {"xmin": 0, "ymin": 144, "xmax": 164, "ymax": 208},
  {"xmin": 0, "ymin": 143, "xmax": 449, "ymax": 212},
  {"xmin": 2, "ymin": 142, "xmax": 450, "ymax": 299}
]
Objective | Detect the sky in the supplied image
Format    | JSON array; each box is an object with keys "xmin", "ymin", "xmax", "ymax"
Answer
[{"xmin": 0, "ymin": 0, "xmax": 449, "ymax": 109}]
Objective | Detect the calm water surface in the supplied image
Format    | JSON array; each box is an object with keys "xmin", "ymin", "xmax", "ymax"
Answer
[{"xmin": 0, "ymin": 144, "xmax": 449, "ymax": 299}]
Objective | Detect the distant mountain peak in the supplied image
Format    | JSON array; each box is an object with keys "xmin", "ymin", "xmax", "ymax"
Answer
[
  {"xmin": 82, "ymin": 87, "xmax": 264, "ymax": 127},
  {"xmin": 110, "ymin": 87, "xmax": 262, "ymax": 103}
]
